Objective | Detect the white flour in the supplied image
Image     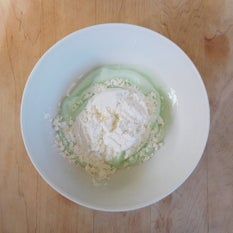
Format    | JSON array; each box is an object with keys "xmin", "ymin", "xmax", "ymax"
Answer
[{"xmin": 73, "ymin": 88, "xmax": 151, "ymax": 161}]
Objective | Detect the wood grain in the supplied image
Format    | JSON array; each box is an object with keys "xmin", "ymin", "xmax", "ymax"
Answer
[{"xmin": 0, "ymin": 0, "xmax": 233, "ymax": 232}]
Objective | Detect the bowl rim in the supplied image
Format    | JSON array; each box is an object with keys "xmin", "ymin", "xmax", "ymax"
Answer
[{"xmin": 20, "ymin": 23, "xmax": 210, "ymax": 212}]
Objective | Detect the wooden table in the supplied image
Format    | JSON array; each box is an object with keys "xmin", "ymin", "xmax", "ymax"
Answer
[{"xmin": 1, "ymin": 0, "xmax": 233, "ymax": 232}]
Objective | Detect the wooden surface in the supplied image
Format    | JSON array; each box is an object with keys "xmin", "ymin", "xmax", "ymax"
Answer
[{"xmin": 0, "ymin": 0, "xmax": 233, "ymax": 232}]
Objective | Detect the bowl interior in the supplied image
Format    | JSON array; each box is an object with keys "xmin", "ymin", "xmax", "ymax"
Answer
[{"xmin": 21, "ymin": 24, "xmax": 209, "ymax": 211}]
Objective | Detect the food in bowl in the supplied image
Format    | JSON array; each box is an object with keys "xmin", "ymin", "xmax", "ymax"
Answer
[{"xmin": 53, "ymin": 65, "xmax": 169, "ymax": 184}]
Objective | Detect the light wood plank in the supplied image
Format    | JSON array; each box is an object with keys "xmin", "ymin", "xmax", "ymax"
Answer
[
  {"xmin": 94, "ymin": 208, "xmax": 151, "ymax": 233},
  {"xmin": 204, "ymin": 1, "xmax": 233, "ymax": 232},
  {"xmin": 0, "ymin": 1, "xmax": 94, "ymax": 233},
  {"xmin": 150, "ymin": 1, "xmax": 208, "ymax": 233}
]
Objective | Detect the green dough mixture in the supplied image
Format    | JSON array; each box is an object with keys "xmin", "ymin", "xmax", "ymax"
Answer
[{"xmin": 53, "ymin": 65, "xmax": 170, "ymax": 184}]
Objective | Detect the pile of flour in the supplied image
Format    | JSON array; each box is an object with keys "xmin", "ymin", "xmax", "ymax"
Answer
[{"xmin": 73, "ymin": 88, "xmax": 152, "ymax": 162}]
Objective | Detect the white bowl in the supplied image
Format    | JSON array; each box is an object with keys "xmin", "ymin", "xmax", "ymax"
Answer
[{"xmin": 21, "ymin": 24, "xmax": 210, "ymax": 212}]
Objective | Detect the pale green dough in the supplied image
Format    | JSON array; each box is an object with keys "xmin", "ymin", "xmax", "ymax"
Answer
[{"xmin": 54, "ymin": 65, "xmax": 171, "ymax": 179}]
